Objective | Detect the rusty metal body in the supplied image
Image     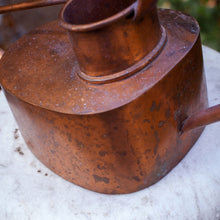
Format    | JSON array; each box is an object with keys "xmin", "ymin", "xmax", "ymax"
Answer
[{"xmin": 0, "ymin": 0, "xmax": 219, "ymax": 194}]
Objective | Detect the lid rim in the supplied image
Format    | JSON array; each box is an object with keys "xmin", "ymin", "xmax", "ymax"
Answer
[{"xmin": 59, "ymin": 1, "xmax": 136, "ymax": 32}]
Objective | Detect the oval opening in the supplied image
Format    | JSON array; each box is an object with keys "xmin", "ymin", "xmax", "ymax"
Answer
[{"xmin": 63, "ymin": 0, "xmax": 135, "ymax": 25}]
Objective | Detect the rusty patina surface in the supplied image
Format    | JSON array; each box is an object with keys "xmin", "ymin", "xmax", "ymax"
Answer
[{"xmin": 0, "ymin": 0, "xmax": 219, "ymax": 194}]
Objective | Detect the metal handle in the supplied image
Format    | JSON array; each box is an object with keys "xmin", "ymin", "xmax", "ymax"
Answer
[
  {"xmin": 133, "ymin": 0, "xmax": 157, "ymax": 21},
  {"xmin": 180, "ymin": 104, "xmax": 220, "ymax": 134},
  {"xmin": 0, "ymin": 0, "xmax": 156, "ymax": 18},
  {"xmin": 0, "ymin": 48, "xmax": 4, "ymax": 91},
  {"xmin": 0, "ymin": 48, "xmax": 4, "ymax": 59},
  {"xmin": 0, "ymin": 0, "xmax": 66, "ymax": 14}
]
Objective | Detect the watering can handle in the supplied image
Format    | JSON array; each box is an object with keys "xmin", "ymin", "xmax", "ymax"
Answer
[
  {"xmin": 0, "ymin": 48, "xmax": 4, "ymax": 59},
  {"xmin": 0, "ymin": 0, "xmax": 156, "ymax": 17},
  {"xmin": 133, "ymin": 0, "xmax": 157, "ymax": 21},
  {"xmin": 0, "ymin": 48, "xmax": 4, "ymax": 91},
  {"xmin": 0, "ymin": 0, "xmax": 66, "ymax": 14}
]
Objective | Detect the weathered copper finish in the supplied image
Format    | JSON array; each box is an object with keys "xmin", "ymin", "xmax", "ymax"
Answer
[
  {"xmin": 60, "ymin": 0, "xmax": 165, "ymax": 81},
  {"xmin": 0, "ymin": 0, "xmax": 219, "ymax": 194},
  {"xmin": 134, "ymin": 0, "xmax": 157, "ymax": 20}
]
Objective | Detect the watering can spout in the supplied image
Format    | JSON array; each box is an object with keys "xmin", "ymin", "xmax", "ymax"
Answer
[{"xmin": 180, "ymin": 104, "xmax": 220, "ymax": 135}]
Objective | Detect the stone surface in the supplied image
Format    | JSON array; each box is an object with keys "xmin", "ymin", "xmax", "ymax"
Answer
[{"xmin": 0, "ymin": 46, "xmax": 219, "ymax": 220}]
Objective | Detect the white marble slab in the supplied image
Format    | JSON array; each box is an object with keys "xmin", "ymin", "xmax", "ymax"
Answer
[{"xmin": 0, "ymin": 46, "xmax": 219, "ymax": 220}]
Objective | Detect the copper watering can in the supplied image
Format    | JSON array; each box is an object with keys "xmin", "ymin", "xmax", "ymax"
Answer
[{"xmin": 0, "ymin": 0, "xmax": 219, "ymax": 194}]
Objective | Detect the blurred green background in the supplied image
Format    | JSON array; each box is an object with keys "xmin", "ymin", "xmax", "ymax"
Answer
[{"xmin": 158, "ymin": 0, "xmax": 220, "ymax": 51}]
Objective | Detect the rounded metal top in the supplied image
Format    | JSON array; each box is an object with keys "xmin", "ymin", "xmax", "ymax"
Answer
[{"xmin": 0, "ymin": 9, "xmax": 200, "ymax": 115}]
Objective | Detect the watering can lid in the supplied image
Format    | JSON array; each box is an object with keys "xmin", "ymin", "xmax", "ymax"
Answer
[{"xmin": 0, "ymin": 9, "xmax": 200, "ymax": 115}]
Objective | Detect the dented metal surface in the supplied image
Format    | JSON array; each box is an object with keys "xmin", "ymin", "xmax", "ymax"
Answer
[{"xmin": 0, "ymin": 0, "xmax": 219, "ymax": 194}]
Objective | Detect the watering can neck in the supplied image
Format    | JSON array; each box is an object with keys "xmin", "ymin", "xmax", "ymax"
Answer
[
  {"xmin": 134, "ymin": 0, "xmax": 158, "ymax": 20},
  {"xmin": 59, "ymin": 0, "xmax": 165, "ymax": 83}
]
